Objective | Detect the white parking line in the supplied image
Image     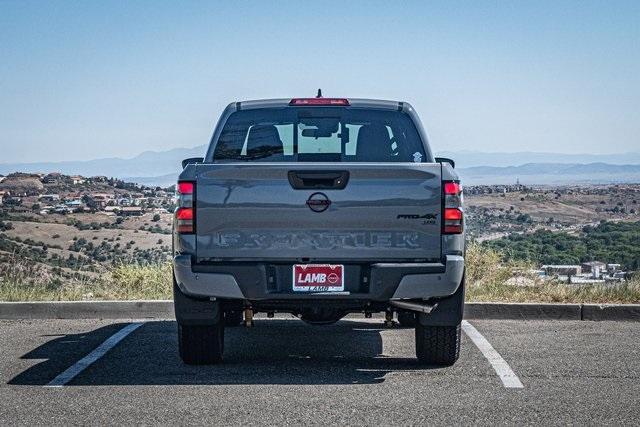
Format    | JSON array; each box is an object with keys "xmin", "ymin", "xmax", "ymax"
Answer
[
  {"xmin": 45, "ymin": 322, "xmax": 143, "ymax": 387},
  {"xmin": 462, "ymin": 320, "xmax": 524, "ymax": 389}
]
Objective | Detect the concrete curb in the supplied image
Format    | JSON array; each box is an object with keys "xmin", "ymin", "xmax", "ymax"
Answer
[
  {"xmin": 582, "ymin": 304, "xmax": 640, "ymax": 321},
  {"xmin": 0, "ymin": 301, "xmax": 638, "ymax": 321},
  {"xmin": 0, "ymin": 301, "xmax": 174, "ymax": 320},
  {"xmin": 463, "ymin": 302, "xmax": 583, "ymax": 320}
]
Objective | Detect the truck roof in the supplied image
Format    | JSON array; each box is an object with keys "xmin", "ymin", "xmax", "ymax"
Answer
[{"xmin": 234, "ymin": 98, "xmax": 412, "ymax": 112}]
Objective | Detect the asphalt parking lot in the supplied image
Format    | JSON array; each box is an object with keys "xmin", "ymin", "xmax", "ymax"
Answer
[{"xmin": 1, "ymin": 317, "xmax": 639, "ymax": 425}]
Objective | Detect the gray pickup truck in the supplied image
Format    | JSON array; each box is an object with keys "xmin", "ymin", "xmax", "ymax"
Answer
[{"xmin": 172, "ymin": 96, "xmax": 465, "ymax": 366}]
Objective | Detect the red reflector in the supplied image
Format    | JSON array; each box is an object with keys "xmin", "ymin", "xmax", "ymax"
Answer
[
  {"xmin": 444, "ymin": 225, "xmax": 463, "ymax": 234},
  {"xmin": 177, "ymin": 223, "xmax": 193, "ymax": 233},
  {"xmin": 444, "ymin": 208, "xmax": 463, "ymax": 220},
  {"xmin": 176, "ymin": 207, "xmax": 194, "ymax": 233},
  {"xmin": 177, "ymin": 181, "xmax": 194, "ymax": 195},
  {"xmin": 289, "ymin": 98, "xmax": 350, "ymax": 106},
  {"xmin": 176, "ymin": 207, "xmax": 193, "ymax": 220},
  {"xmin": 444, "ymin": 182, "xmax": 461, "ymax": 195}
]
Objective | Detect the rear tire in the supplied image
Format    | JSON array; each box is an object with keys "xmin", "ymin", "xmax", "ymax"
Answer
[
  {"xmin": 178, "ymin": 321, "xmax": 224, "ymax": 365},
  {"xmin": 397, "ymin": 311, "xmax": 417, "ymax": 327},
  {"xmin": 415, "ymin": 323, "xmax": 461, "ymax": 366}
]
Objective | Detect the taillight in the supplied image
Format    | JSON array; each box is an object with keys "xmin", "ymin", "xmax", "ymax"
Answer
[
  {"xmin": 177, "ymin": 182, "xmax": 194, "ymax": 195},
  {"xmin": 444, "ymin": 208, "xmax": 463, "ymax": 220},
  {"xmin": 444, "ymin": 182, "xmax": 461, "ymax": 195},
  {"xmin": 175, "ymin": 181, "xmax": 195, "ymax": 234},
  {"xmin": 443, "ymin": 180, "xmax": 463, "ymax": 234}
]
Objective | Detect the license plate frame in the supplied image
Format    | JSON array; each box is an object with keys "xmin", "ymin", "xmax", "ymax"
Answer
[{"xmin": 292, "ymin": 264, "xmax": 345, "ymax": 292}]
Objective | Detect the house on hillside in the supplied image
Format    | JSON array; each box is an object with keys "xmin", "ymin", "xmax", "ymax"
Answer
[
  {"xmin": 53, "ymin": 204, "xmax": 71, "ymax": 214},
  {"xmin": 70, "ymin": 175, "xmax": 85, "ymax": 185},
  {"xmin": 133, "ymin": 197, "xmax": 147, "ymax": 206},
  {"xmin": 42, "ymin": 172, "xmax": 63, "ymax": 184},
  {"xmin": 39, "ymin": 204, "xmax": 56, "ymax": 214},
  {"xmin": 64, "ymin": 199, "xmax": 83, "ymax": 209},
  {"xmin": 91, "ymin": 193, "xmax": 114, "ymax": 208},
  {"xmin": 542, "ymin": 265, "xmax": 582, "ymax": 276},
  {"xmin": 39, "ymin": 194, "xmax": 61, "ymax": 203},
  {"xmin": 4, "ymin": 195, "xmax": 22, "ymax": 205},
  {"xmin": 117, "ymin": 197, "xmax": 133, "ymax": 206},
  {"xmin": 118, "ymin": 206, "xmax": 143, "ymax": 216},
  {"xmin": 581, "ymin": 261, "xmax": 607, "ymax": 278}
]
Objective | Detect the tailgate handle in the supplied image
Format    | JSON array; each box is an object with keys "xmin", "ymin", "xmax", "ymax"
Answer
[{"xmin": 288, "ymin": 170, "xmax": 349, "ymax": 190}]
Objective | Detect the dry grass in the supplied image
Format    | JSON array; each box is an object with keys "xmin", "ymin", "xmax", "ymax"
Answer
[
  {"xmin": 107, "ymin": 263, "xmax": 172, "ymax": 300},
  {"xmin": 465, "ymin": 243, "xmax": 640, "ymax": 304},
  {"xmin": 0, "ymin": 253, "xmax": 172, "ymax": 301}
]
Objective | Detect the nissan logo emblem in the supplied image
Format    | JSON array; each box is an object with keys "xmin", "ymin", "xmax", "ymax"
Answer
[{"xmin": 306, "ymin": 192, "xmax": 331, "ymax": 213}]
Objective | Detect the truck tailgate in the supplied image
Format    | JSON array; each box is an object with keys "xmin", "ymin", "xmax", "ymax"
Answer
[{"xmin": 195, "ymin": 163, "xmax": 442, "ymax": 261}]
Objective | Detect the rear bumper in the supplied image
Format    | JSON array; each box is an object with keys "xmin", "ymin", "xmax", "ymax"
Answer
[{"xmin": 173, "ymin": 255, "xmax": 464, "ymax": 302}]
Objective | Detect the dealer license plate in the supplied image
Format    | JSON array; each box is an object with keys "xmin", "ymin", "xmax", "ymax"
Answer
[{"xmin": 292, "ymin": 264, "xmax": 344, "ymax": 292}]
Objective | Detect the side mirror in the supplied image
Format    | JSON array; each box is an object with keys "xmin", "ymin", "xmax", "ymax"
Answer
[
  {"xmin": 435, "ymin": 157, "xmax": 455, "ymax": 169},
  {"xmin": 182, "ymin": 157, "xmax": 204, "ymax": 169}
]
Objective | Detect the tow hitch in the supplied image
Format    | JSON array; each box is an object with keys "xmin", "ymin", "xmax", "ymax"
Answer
[
  {"xmin": 384, "ymin": 311, "xmax": 395, "ymax": 327},
  {"xmin": 244, "ymin": 308, "xmax": 254, "ymax": 327}
]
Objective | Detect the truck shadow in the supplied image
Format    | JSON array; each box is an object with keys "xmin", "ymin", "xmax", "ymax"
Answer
[{"xmin": 9, "ymin": 319, "xmax": 441, "ymax": 386}]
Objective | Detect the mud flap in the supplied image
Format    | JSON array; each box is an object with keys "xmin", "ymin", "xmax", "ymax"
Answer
[
  {"xmin": 173, "ymin": 277, "xmax": 221, "ymax": 326},
  {"xmin": 418, "ymin": 273, "xmax": 465, "ymax": 327}
]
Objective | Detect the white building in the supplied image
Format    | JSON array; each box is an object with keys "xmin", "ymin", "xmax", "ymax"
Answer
[{"xmin": 70, "ymin": 175, "xmax": 86, "ymax": 185}]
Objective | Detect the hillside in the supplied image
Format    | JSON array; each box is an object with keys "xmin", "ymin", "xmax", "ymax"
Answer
[
  {"xmin": 0, "ymin": 172, "xmax": 175, "ymax": 275},
  {"xmin": 464, "ymin": 183, "xmax": 640, "ymax": 243},
  {"xmin": 483, "ymin": 221, "xmax": 640, "ymax": 269}
]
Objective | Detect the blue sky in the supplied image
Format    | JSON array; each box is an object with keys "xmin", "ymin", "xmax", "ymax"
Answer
[{"xmin": 1, "ymin": 0, "xmax": 639, "ymax": 163}]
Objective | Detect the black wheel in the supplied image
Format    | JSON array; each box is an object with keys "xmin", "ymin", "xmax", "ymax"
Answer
[
  {"xmin": 397, "ymin": 311, "xmax": 417, "ymax": 327},
  {"xmin": 224, "ymin": 310, "xmax": 244, "ymax": 327},
  {"xmin": 178, "ymin": 321, "xmax": 224, "ymax": 365},
  {"xmin": 415, "ymin": 323, "xmax": 461, "ymax": 366}
]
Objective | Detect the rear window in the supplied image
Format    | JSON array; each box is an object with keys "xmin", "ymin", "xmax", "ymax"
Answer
[{"xmin": 212, "ymin": 107, "xmax": 426, "ymax": 163}]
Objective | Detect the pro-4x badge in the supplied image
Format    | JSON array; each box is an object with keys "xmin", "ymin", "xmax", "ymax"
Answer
[{"xmin": 396, "ymin": 213, "xmax": 438, "ymax": 224}]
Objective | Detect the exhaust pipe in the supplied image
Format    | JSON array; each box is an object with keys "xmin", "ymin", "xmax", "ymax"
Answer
[{"xmin": 390, "ymin": 301, "xmax": 438, "ymax": 314}]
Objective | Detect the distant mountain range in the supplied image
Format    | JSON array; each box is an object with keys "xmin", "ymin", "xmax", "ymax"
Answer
[
  {"xmin": 1, "ymin": 147, "xmax": 639, "ymax": 186},
  {"xmin": 0, "ymin": 145, "xmax": 208, "ymax": 179},
  {"xmin": 457, "ymin": 162, "xmax": 640, "ymax": 185},
  {"xmin": 434, "ymin": 150, "xmax": 640, "ymax": 168}
]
